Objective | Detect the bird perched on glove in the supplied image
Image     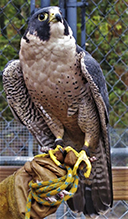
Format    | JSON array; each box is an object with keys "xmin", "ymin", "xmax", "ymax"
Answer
[{"xmin": 3, "ymin": 6, "xmax": 113, "ymax": 217}]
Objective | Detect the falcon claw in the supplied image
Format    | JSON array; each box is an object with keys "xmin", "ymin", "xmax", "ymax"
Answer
[
  {"xmin": 78, "ymin": 169, "xmax": 85, "ymax": 178},
  {"xmin": 59, "ymin": 165, "xmax": 66, "ymax": 170},
  {"xmin": 64, "ymin": 146, "xmax": 92, "ymax": 178},
  {"xmin": 48, "ymin": 145, "xmax": 66, "ymax": 168},
  {"xmin": 49, "ymin": 146, "xmax": 92, "ymax": 178},
  {"xmin": 73, "ymin": 150, "xmax": 92, "ymax": 178},
  {"xmin": 49, "ymin": 148, "xmax": 62, "ymax": 166}
]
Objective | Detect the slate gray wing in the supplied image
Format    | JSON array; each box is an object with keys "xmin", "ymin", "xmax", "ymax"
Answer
[
  {"xmin": 3, "ymin": 60, "xmax": 55, "ymax": 149},
  {"xmin": 81, "ymin": 48, "xmax": 113, "ymax": 212},
  {"xmin": 68, "ymin": 46, "xmax": 113, "ymax": 216}
]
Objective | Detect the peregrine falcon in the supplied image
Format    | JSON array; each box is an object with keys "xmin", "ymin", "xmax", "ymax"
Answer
[{"xmin": 3, "ymin": 6, "xmax": 113, "ymax": 216}]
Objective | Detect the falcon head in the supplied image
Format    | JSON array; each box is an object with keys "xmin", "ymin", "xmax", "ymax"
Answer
[{"xmin": 23, "ymin": 6, "xmax": 73, "ymax": 42}]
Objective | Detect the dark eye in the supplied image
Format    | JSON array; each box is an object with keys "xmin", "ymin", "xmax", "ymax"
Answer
[{"xmin": 38, "ymin": 13, "xmax": 48, "ymax": 21}]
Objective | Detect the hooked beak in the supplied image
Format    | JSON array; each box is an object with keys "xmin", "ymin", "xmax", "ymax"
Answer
[{"xmin": 49, "ymin": 13, "xmax": 62, "ymax": 23}]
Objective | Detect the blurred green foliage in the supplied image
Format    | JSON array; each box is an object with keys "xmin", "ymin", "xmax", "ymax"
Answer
[
  {"xmin": 0, "ymin": 0, "xmax": 128, "ymax": 128},
  {"xmin": 77, "ymin": 0, "xmax": 128, "ymax": 128}
]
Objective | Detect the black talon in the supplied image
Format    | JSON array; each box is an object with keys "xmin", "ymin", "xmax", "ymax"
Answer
[
  {"xmin": 77, "ymin": 169, "xmax": 85, "ymax": 178},
  {"xmin": 59, "ymin": 165, "xmax": 66, "ymax": 170},
  {"xmin": 59, "ymin": 147, "xmax": 67, "ymax": 158}
]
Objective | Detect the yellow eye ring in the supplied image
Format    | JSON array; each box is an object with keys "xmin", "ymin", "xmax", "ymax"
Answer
[{"xmin": 38, "ymin": 13, "xmax": 48, "ymax": 21}]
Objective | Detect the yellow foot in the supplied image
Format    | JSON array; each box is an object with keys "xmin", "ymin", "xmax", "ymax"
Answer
[
  {"xmin": 48, "ymin": 145, "xmax": 64, "ymax": 167},
  {"xmin": 73, "ymin": 150, "xmax": 92, "ymax": 178},
  {"xmin": 64, "ymin": 146, "xmax": 92, "ymax": 178},
  {"xmin": 49, "ymin": 146, "xmax": 92, "ymax": 178}
]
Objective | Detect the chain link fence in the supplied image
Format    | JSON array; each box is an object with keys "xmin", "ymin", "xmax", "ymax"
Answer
[{"xmin": 0, "ymin": 0, "xmax": 128, "ymax": 218}]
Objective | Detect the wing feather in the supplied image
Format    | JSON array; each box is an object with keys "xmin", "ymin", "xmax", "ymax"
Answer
[
  {"xmin": 79, "ymin": 49, "xmax": 113, "ymax": 211},
  {"xmin": 3, "ymin": 60, "xmax": 55, "ymax": 149}
]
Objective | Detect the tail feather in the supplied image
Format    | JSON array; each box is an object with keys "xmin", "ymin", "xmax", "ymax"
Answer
[
  {"xmin": 84, "ymin": 185, "xmax": 97, "ymax": 215},
  {"xmin": 67, "ymin": 138, "xmax": 112, "ymax": 216},
  {"xmin": 92, "ymin": 139, "xmax": 112, "ymax": 213}
]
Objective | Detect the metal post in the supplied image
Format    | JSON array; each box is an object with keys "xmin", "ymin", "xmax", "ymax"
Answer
[
  {"xmin": 66, "ymin": 0, "xmax": 77, "ymax": 39},
  {"xmin": 41, "ymin": 0, "xmax": 50, "ymax": 8},
  {"xmin": 28, "ymin": 132, "xmax": 33, "ymax": 157},
  {"xmin": 56, "ymin": 203, "xmax": 64, "ymax": 218},
  {"xmin": 81, "ymin": 1, "xmax": 86, "ymax": 49},
  {"xmin": 30, "ymin": 0, "xmax": 35, "ymax": 15},
  {"xmin": 59, "ymin": 0, "xmax": 66, "ymax": 18}
]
